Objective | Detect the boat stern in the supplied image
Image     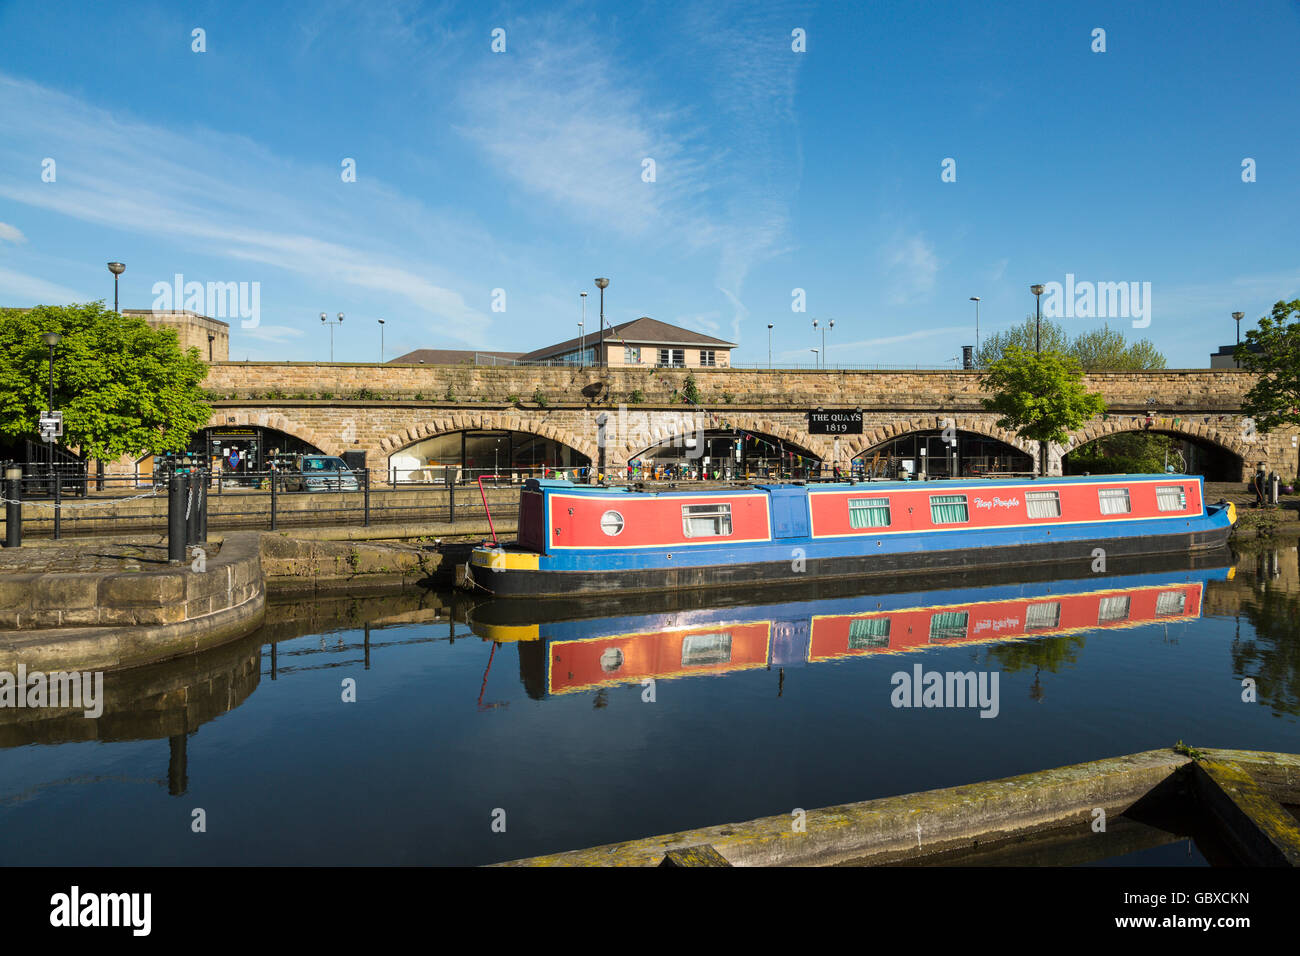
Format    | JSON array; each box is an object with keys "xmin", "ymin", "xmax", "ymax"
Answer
[{"xmin": 465, "ymin": 545, "xmax": 541, "ymax": 595}]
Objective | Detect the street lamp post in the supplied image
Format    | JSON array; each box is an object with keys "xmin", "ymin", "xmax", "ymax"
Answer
[
  {"xmin": 41, "ymin": 332, "xmax": 61, "ymax": 483},
  {"xmin": 594, "ymin": 278, "xmax": 609, "ymax": 368},
  {"xmin": 767, "ymin": 323, "xmax": 774, "ymax": 369},
  {"xmin": 377, "ymin": 318, "xmax": 385, "ymax": 363},
  {"xmin": 1030, "ymin": 285, "xmax": 1045, "ymax": 353},
  {"xmin": 810, "ymin": 347, "xmax": 819, "ymax": 367},
  {"xmin": 107, "ymin": 262, "xmax": 125, "ymax": 313},
  {"xmin": 812, "ymin": 318, "xmax": 834, "ymax": 368},
  {"xmin": 320, "ymin": 312, "xmax": 344, "ymax": 362},
  {"xmin": 580, "ymin": 291, "xmax": 588, "ymax": 369},
  {"xmin": 970, "ymin": 296, "xmax": 981, "ymax": 360},
  {"xmin": 1232, "ymin": 311, "xmax": 1245, "ymax": 368}
]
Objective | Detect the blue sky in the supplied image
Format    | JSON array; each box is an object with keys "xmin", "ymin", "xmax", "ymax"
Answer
[{"xmin": 0, "ymin": 0, "xmax": 1296, "ymax": 367}]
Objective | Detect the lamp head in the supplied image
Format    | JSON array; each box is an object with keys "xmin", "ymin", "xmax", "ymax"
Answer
[
  {"xmin": 377, "ymin": 318, "xmax": 385, "ymax": 325},
  {"xmin": 970, "ymin": 296, "xmax": 980, "ymax": 302},
  {"xmin": 337, "ymin": 312, "xmax": 344, "ymax": 322},
  {"xmin": 320, "ymin": 312, "xmax": 327, "ymax": 323},
  {"xmin": 594, "ymin": 277, "xmax": 609, "ymax": 289},
  {"xmin": 1030, "ymin": 284, "xmax": 1045, "ymax": 296},
  {"xmin": 1232, "ymin": 312, "xmax": 1245, "ymax": 321},
  {"xmin": 107, "ymin": 261, "xmax": 125, "ymax": 276},
  {"xmin": 41, "ymin": 332, "xmax": 61, "ymax": 347}
]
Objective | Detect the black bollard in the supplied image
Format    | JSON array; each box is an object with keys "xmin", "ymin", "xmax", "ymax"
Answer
[
  {"xmin": 52, "ymin": 475, "xmax": 61, "ymax": 539},
  {"xmin": 187, "ymin": 468, "xmax": 203, "ymax": 545},
  {"xmin": 4, "ymin": 466, "xmax": 21, "ymax": 548},
  {"xmin": 446, "ymin": 465, "xmax": 455, "ymax": 524},
  {"xmin": 168, "ymin": 471, "xmax": 188, "ymax": 563},
  {"xmin": 269, "ymin": 466, "xmax": 278, "ymax": 531},
  {"xmin": 363, "ymin": 468, "xmax": 370, "ymax": 527},
  {"xmin": 196, "ymin": 468, "xmax": 208, "ymax": 544}
]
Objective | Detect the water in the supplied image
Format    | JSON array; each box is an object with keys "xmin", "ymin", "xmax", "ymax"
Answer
[{"xmin": 1, "ymin": 543, "xmax": 1297, "ymax": 866}]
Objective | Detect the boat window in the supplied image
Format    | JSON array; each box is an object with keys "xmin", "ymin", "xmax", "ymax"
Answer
[
  {"xmin": 930, "ymin": 494, "xmax": 969, "ymax": 524},
  {"xmin": 600, "ymin": 510, "xmax": 624, "ymax": 536},
  {"xmin": 1098, "ymin": 487, "xmax": 1131, "ymax": 515},
  {"xmin": 681, "ymin": 632, "xmax": 732, "ymax": 666},
  {"xmin": 848, "ymin": 496, "xmax": 891, "ymax": 529},
  {"xmin": 1155, "ymin": 591, "xmax": 1186, "ymax": 616},
  {"xmin": 599, "ymin": 647, "xmax": 625, "ymax": 673},
  {"xmin": 929, "ymin": 611, "xmax": 969, "ymax": 643},
  {"xmin": 1025, "ymin": 490, "xmax": 1061, "ymax": 519},
  {"xmin": 848, "ymin": 617, "xmax": 891, "ymax": 649},
  {"xmin": 1025, "ymin": 602, "xmax": 1061, "ymax": 630},
  {"xmin": 1156, "ymin": 486, "xmax": 1187, "ymax": 512},
  {"xmin": 682, "ymin": 503, "xmax": 733, "ymax": 537},
  {"xmin": 1097, "ymin": 594, "xmax": 1131, "ymax": 623}
]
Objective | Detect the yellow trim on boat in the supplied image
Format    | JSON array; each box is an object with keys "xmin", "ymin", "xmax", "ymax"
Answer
[{"xmin": 470, "ymin": 548, "xmax": 540, "ymax": 571}]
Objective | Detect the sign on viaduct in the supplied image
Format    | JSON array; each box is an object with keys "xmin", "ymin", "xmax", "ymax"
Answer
[{"xmin": 199, "ymin": 363, "xmax": 1297, "ymax": 481}]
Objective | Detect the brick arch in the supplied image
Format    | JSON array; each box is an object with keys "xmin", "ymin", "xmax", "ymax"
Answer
[
  {"xmin": 375, "ymin": 412, "xmax": 599, "ymax": 463},
  {"xmin": 846, "ymin": 415, "xmax": 1037, "ymax": 460},
  {"xmin": 207, "ymin": 411, "xmax": 339, "ymax": 456},
  {"xmin": 1065, "ymin": 417, "xmax": 1253, "ymax": 462},
  {"xmin": 617, "ymin": 411, "xmax": 829, "ymax": 462}
]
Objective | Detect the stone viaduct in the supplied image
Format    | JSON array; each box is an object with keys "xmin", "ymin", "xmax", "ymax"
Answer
[{"xmin": 197, "ymin": 363, "xmax": 1298, "ymax": 482}]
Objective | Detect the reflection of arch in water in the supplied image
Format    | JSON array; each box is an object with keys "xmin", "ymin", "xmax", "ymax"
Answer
[
  {"xmin": 1064, "ymin": 419, "xmax": 1248, "ymax": 481},
  {"xmin": 851, "ymin": 423, "xmax": 1035, "ymax": 478}
]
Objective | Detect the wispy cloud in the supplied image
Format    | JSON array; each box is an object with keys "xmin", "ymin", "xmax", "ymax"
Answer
[
  {"xmin": 0, "ymin": 265, "xmax": 84, "ymax": 304},
  {"xmin": 883, "ymin": 233, "xmax": 940, "ymax": 305},
  {"xmin": 0, "ymin": 222, "xmax": 26, "ymax": 243}
]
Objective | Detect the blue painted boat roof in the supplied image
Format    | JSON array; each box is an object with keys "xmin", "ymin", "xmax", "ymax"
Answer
[{"xmin": 526, "ymin": 474, "xmax": 1202, "ymax": 494}]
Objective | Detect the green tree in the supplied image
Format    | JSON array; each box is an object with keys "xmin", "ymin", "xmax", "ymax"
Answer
[
  {"xmin": 980, "ymin": 347, "xmax": 1106, "ymax": 475},
  {"xmin": 682, "ymin": 373, "xmax": 701, "ymax": 405},
  {"xmin": 0, "ymin": 303, "xmax": 211, "ymax": 459},
  {"xmin": 1069, "ymin": 325, "xmax": 1166, "ymax": 371},
  {"xmin": 1237, "ymin": 299, "xmax": 1300, "ymax": 433}
]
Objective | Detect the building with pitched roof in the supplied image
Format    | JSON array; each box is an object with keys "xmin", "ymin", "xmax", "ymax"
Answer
[{"xmin": 515, "ymin": 316, "xmax": 735, "ymax": 368}]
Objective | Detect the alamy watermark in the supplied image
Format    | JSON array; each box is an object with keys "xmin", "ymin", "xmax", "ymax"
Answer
[
  {"xmin": 0, "ymin": 665, "xmax": 103, "ymax": 718},
  {"xmin": 1040, "ymin": 273, "xmax": 1151, "ymax": 328},
  {"xmin": 890, "ymin": 664, "xmax": 1000, "ymax": 718},
  {"xmin": 151, "ymin": 273, "xmax": 260, "ymax": 328}
]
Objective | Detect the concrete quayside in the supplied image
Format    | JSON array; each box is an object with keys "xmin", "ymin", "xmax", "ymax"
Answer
[{"xmin": 501, "ymin": 748, "xmax": 1300, "ymax": 867}]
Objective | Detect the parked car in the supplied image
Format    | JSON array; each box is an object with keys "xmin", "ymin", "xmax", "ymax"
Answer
[{"xmin": 283, "ymin": 455, "xmax": 359, "ymax": 492}]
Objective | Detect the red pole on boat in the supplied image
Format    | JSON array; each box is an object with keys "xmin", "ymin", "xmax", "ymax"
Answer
[{"xmin": 478, "ymin": 474, "xmax": 500, "ymax": 546}]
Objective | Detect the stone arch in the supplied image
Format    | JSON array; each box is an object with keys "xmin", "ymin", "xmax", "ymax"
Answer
[
  {"xmin": 616, "ymin": 411, "xmax": 828, "ymax": 463},
  {"xmin": 375, "ymin": 412, "xmax": 599, "ymax": 463},
  {"xmin": 846, "ymin": 415, "xmax": 1037, "ymax": 460},
  {"xmin": 207, "ymin": 410, "xmax": 339, "ymax": 456},
  {"xmin": 1065, "ymin": 417, "xmax": 1253, "ymax": 461}
]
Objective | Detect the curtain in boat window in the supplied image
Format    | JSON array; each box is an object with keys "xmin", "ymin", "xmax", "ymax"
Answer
[
  {"xmin": 1097, "ymin": 594, "xmax": 1131, "ymax": 623},
  {"xmin": 682, "ymin": 503, "xmax": 732, "ymax": 537},
  {"xmin": 1155, "ymin": 591, "xmax": 1186, "ymax": 616},
  {"xmin": 930, "ymin": 494, "xmax": 969, "ymax": 524},
  {"xmin": 1098, "ymin": 488, "xmax": 1131, "ymax": 515},
  {"xmin": 848, "ymin": 617, "xmax": 891, "ymax": 649},
  {"xmin": 1026, "ymin": 490, "xmax": 1061, "ymax": 518},
  {"xmin": 1025, "ymin": 602, "xmax": 1061, "ymax": 629},
  {"xmin": 1156, "ymin": 486, "xmax": 1187, "ymax": 511},
  {"xmin": 929, "ymin": 611, "xmax": 969, "ymax": 642},
  {"xmin": 849, "ymin": 497, "xmax": 891, "ymax": 528}
]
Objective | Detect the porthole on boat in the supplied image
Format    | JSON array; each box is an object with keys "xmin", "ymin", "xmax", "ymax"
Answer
[
  {"xmin": 600, "ymin": 510, "xmax": 624, "ymax": 536},
  {"xmin": 599, "ymin": 647, "xmax": 625, "ymax": 673}
]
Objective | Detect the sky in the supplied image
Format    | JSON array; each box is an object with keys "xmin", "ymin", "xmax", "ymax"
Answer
[{"xmin": 0, "ymin": 0, "xmax": 1297, "ymax": 368}]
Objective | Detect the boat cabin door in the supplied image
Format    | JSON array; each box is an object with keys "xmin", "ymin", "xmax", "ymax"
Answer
[{"xmin": 768, "ymin": 487, "xmax": 811, "ymax": 539}]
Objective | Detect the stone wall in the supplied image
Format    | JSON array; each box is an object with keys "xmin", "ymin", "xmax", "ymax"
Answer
[{"xmin": 192, "ymin": 363, "xmax": 1299, "ymax": 481}]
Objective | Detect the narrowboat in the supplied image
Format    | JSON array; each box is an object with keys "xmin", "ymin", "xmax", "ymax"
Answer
[{"xmin": 464, "ymin": 474, "xmax": 1235, "ymax": 598}]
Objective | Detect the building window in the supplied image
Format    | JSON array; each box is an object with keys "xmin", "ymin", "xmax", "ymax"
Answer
[
  {"xmin": 930, "ymin": 494, "xmax": 969, "ymax": 524},
  {"xmin": 849, "ymin": 497, "xmax": 891, "ymax": 529},
  {"xmin": 1097, "ymin": 594, "xmax": 1131, "ymax": 623},
  {"xmin": 929, "ymin": 611, "xmax": 969, "ymax": 643},
  {"xmin": 681, "ymin": 632, "xmax": 733, "ymax": 666},
  {"xmin": 624, "ymin": 346, "xmax": 639, "ymax": 364},
  {"xmin": 1026, "ymin": 490, "xmax": 1061, "ymax": 518},
  {"xmin": 658, "ymin": 348, "xmax": 685, "ymax": 368},
  {"xmin": 600, "ymin": 510, "xmax": 624, "ymax": 536},
  {"xmin": 682, "ymin": 502, "xmax": 732, "ymax": 537},
  {"xmin": 1098, "ymin": 487, "xmax": 1131, "ymax": 515},
  {"xmin": 1155, "ymin": 591, "xmax": 1186, "ymax": 616},
  {"xmin": 1156, "ymin": 486, "xmax": 1187, "ymax": 511},
  {"xmin": 848, "ymin": 617, "xmax": 891, "ymax": 649},
  {"xmin": 700, "ymin": 350, "xmax": 716, "ymax": 367},
  {"xmin": 1025, "ymin": 602, "xmax": 1061, "ymax": 630}
]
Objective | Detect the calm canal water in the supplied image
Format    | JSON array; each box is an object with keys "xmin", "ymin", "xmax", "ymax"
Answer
[{"xmin": 2, "ymin": 542, "xmax": 1297, "ymax": 866}]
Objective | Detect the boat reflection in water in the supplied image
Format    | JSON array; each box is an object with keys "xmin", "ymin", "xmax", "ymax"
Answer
[{"xmin": 467, "ymin": 556, "xmax": 1231, "ymax": 699}]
